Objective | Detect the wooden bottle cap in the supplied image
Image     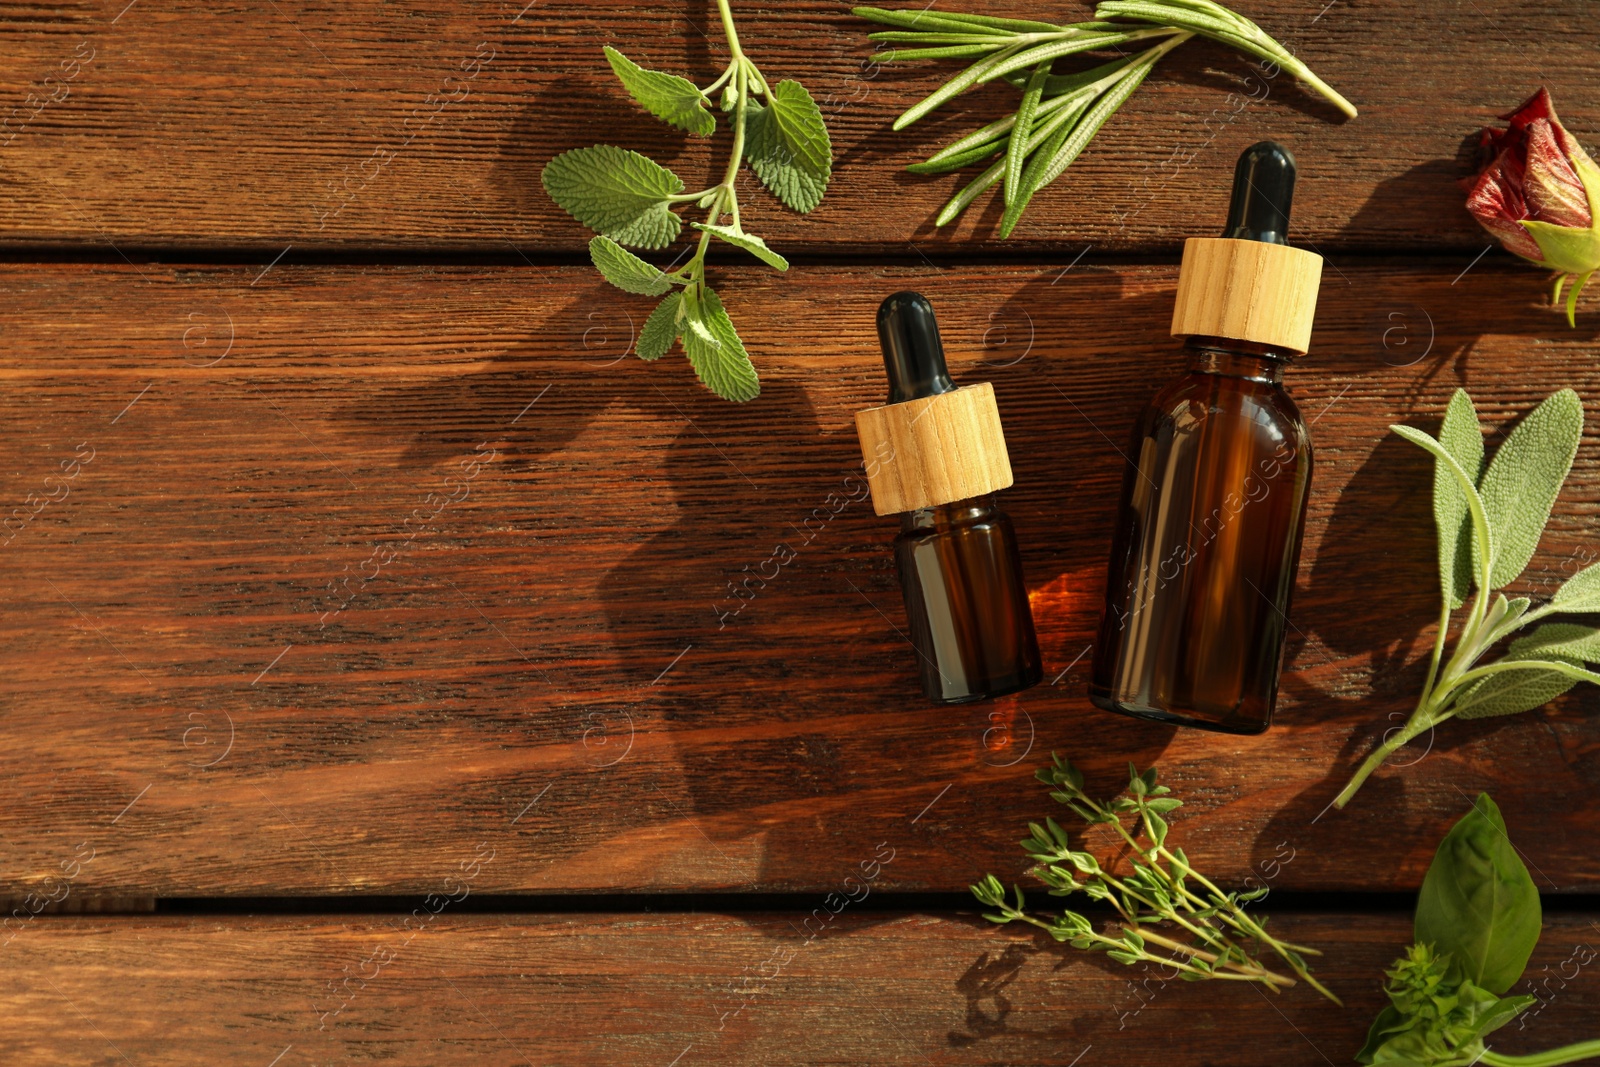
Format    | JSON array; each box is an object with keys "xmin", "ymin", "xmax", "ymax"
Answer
[
  {"xmin": 1169, "ymin": 237, "xmax": 1324, "ymax": 354},
  {"xmin": 854, "ymin": 382, "xmax": 1013, "ymax": 516}
]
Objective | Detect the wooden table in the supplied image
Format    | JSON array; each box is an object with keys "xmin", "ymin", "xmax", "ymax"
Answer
[{"xmin": 3, "ymin": 1, "xmax": 1598, "ymax": 1063}]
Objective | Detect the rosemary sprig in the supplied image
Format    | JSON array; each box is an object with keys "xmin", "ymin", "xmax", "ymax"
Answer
[
  {"xmin": 542, "ymin": 0, "xmax": 831, "ymax": 401},
  {"xmin": 855, "ymin": 0, "xmax": 1354, "ymax": 235},
  {"xmin": 973, "ymin": 754, "xmax": 1340, "ymax": 1003}
]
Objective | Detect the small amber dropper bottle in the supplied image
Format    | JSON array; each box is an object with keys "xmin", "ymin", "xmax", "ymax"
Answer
[
  {"xmin": 1089, "ymin": 142, "xmax": 1323, "ymax": 734},
  {"xmin": 855, "ymin": 292, "xmax": 1042, "ymax": 704}
]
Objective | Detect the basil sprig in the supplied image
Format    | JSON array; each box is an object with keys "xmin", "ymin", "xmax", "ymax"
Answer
[
  {"xmin": 1336, "ymin": 389, "xmax": 1600, "ymax": 808},
  {"xmin": 1360, "ymin": 795, "xmax": 1600, "ymax": 1066}
]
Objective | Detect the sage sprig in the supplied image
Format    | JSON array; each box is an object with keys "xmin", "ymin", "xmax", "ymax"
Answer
[
  {"xmin": 1359, "ymin": 794, "xmax": 1600, "ymax": 1066},
  {"xmin": 542, "ymin": 0, "xmax": 832, "ymax": 401},
  {"xmin": 973, "ymin": 754, "xmax": 1340, "ymax": 1003},
  {"xmin": 855, "ymin": 0, "xmax": 1353, "ymax": 236},
  {"xmin": 1335, "ymin": 389, "xmax": 1600, "ymax": 809}
]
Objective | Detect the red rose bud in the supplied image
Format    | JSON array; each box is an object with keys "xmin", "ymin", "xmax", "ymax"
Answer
[{"xmin": 1465, "ymin": 87, "xmax": 1600, "ymax": 325}]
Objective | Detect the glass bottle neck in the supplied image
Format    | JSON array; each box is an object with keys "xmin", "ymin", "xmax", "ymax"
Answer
[
  {"xmin": 900, "ymin": 493, "xmax": 997, "ymax": 533},
  {"xmin": 1183, "ymin": 336, "xmax": 1292, "ymax": 384}
]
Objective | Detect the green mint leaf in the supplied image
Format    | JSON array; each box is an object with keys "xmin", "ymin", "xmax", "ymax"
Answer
[
  {"xmin": 541, "ymin": 145, "xmax": 685, "ymax": 249},
  {"xmin": 1434, "ymin": 389, "xmax": 1485, "ymax": 608},
  {"xmin": 588, "ymin": 235, "xmax": 673, "ymax": 295},
  {"xmin": 1550, "ymin": 560, "xmax": 1600, "ymax": 612},
  {"xmin": 1414, "ymin": 793, "xmax": 1541, "ymax": 995},
  {"xmin": 681, "ymin": 287, "xmax": 759, "ymax": 402},
  {"xmin": 603, "ymin": 46, "xmax": 716, "ymax": 136},
  {"xmin": 1474, "ymin": 388, "xmax": 1584, "ymax": 589},
  {"xmin": 745, "ymin": 80, "xmax": 832, "ymax": 213},
  {"xmin": 637, "ymin": 291, "xmax": 683, "ymax": 361},
  {"xmin": 690, "ymin": 223, "xmax": 790, "ymax": 270}
]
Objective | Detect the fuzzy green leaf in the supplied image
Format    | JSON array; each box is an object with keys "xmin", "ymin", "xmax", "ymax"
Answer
[
  {"xmin": 588, "ymin": 235, "xmax": 673, "ymax": 296},
  {"xmin": 1550, "ymin": 560, "xmax": 1600, "ymax": 613},
  {"xmin": 1452, "ymin": 655, "xmax": 1583, "ymax": 720},
  {"xmin": 1502, "ymin": 621, "xmax": 1600, "ymax": 663},
  {"xmin": 1433, "ymin": 389, "xmax": 1485, "ymax": 608},
  {"xmin": 1474, "ymin": 388, "xmax": 1584, "ymax": 589},
  {"xmin": 681, "ymin": 287, "xmax": 759, "ymax": 402},
  {"xmin": 691, "ymin": 223, "xmax": 790, "ymax": 270},
  {"xmin": 541, "ymin": 145, "xmax": 685, "ymax": 249},
  {"xmin": 745, "ymin": 80, "xmax": 832, "ymax": 213},
  {"xmin": 637, "ymin": 291, "xmax": 682, "ymax": 361},
  {"xmin": 1392, "ymin": 424, "xmax": 1496, "ymax": 593},
  {"xmin": 602, "ymin": 46, "xmax": 716, "ymax": 136}
]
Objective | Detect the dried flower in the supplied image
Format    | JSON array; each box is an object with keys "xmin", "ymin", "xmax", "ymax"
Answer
[{"xmin": 1465, "ymin": 88, "xmax": 1600, "ymax": 326}]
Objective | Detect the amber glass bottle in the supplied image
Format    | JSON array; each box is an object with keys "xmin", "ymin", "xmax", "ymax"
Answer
[
  {"xmin": 1089, "ymin": 142, "xmax": 1323, "ymax": 734},
  {"xmin": 857, "ymin": 292, "xmax": 1042, "ymax": 704}
]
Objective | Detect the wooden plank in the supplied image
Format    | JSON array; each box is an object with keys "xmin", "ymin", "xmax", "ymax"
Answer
[
  {"xmin": 0, "ymin": 0, "xmax": 1592, "ymax": 252},
  {"xmin": 3, "ymin": 910, "xmax": 1598, "ymax": 1065},
  {"xmin": 2, "ymin": 261, "xmax": 1599, "ymax": 897}
]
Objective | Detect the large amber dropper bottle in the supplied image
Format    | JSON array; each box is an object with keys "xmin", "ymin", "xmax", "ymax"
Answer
[
  {"xmin": 855, "ymin": 292, "xmax": 1042, "ymax": 704},
  {"xmin": 1089, "ymin": 142, "xmax": 1323, "ymax": 734}
]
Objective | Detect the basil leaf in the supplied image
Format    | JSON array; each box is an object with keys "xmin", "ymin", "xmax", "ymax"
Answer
[
  {"xmin": 1474, "ymin": 388, "xmax": 1584, "ymax": 589},
  {"xmin": 1355, "ymin": 1005, "xmax": 1409, "ymax": 1064},
  {"xmin": 1433, "ymin": 389, "xmax": 1485, "ymax": 608},
  {"xmin": 1414, "ymin": 793, "xmax": 1540, "ymax": 995}
]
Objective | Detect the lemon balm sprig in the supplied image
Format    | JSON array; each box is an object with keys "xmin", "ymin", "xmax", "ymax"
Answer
[{"xmin": 542, "ymin": 0, "xmax": 831, "ymax": 402}]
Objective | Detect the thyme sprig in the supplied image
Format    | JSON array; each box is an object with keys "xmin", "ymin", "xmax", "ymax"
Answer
[{"xmin": 973, "ymin": 754, "xmax": 1340, "ymax": 1003}]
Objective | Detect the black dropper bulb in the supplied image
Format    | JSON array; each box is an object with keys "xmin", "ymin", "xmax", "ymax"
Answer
[
  {"xmin": 1222, "ymin": 141, "xmax": 1296, "ymax": 246},
  {"xmin": 877, "ymin": 291, "xmax": 955, "ymax": 404}
]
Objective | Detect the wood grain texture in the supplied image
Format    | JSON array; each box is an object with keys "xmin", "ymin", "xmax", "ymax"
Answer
[
  {"xmin": 0, "ymin": 0, "xmax": 1592, "ymax": 252},
  {"xmin": 2, "ymin": 261, "xmax": 1599, "ymax": 897},
  {"xmin": 3, "ymin": 910, "xmax": 1598, "ymax": 1066}
]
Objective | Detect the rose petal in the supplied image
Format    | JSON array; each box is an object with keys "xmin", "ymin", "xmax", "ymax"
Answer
[
  {"xmin": 1467, "ymin": 155, "xmax": 1545, "ymax": 261},
  {"xmin": 1524, "ymin": 118, "xmax": 1592, "ymax": 228}
]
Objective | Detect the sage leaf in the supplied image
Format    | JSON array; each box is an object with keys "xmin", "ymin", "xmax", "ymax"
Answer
[
  {"xmin": 682, "ymin": 287, "xmax": 759, "ymax": 402},
  {"xmin": 603, "ymin": 46, "xmax": 716, "ymax": 136},
  {"xmin": 1452, "ymin": 654, "xmax": 1583, "ymax": 720},
  {"xmin": 1502, "ymin": 621, "xmax": 1600, "ymax": 663},
  {"xmin": 745, "ymin": 80, "xmax": 832, "ymax": 213},
  {"xmin": 1433, "ymin": 389, "xmax": 1485, "ymax": 608},
  {"xmin": 588, "ymin": 236, "xmax": 673, "ymax": 296},
  {"xmin": 637, "ymin": 291, "xmax": 682, "ymax": 361},
  {"xmin": 1474, "ymin": 388, "xmax": 1584, "ymax": 589},
  {"xmin": 541, "ymin": 145, "xmax": 685, "ymax": 249},
  {"xmin": 1392, "ymin": 424, "xmax": 1495, "ymax": 590},
  {"xmin": 1414, "ymin": 793, "xmax": 1540, "ymax": 995},
  {"xmin": 1550, "ymin": 560, "xmax": 1600, "ymax": 613},
  {"xmin": 690, "ymin": 223, "xmax": 790, "ymax": 270}
]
